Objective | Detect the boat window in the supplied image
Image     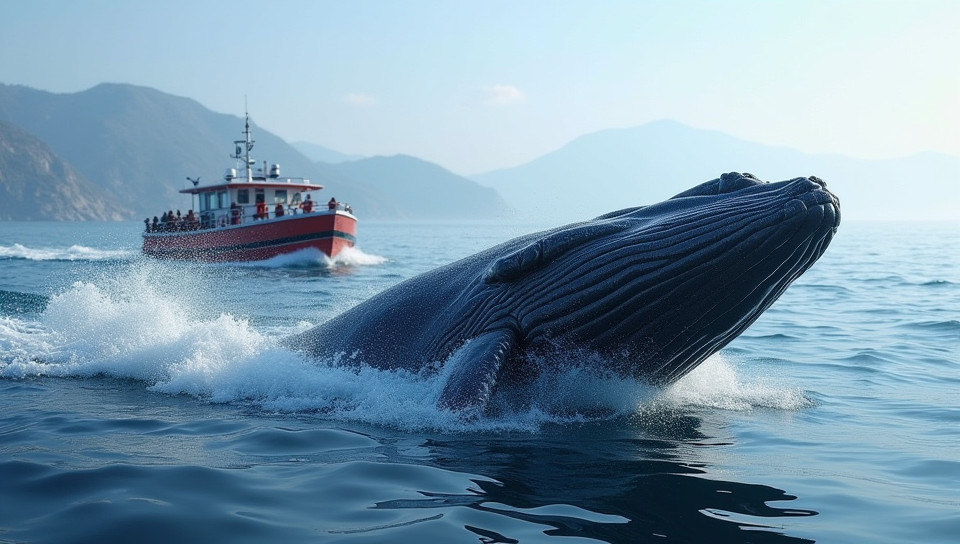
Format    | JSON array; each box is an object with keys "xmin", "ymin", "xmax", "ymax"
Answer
[
  {"xmin": 274, "ymin": 190, "xmax": 288, "ymax": 204},
  {"xmin": 218, "ymin": 190, "xmax": 228, "ymax": 209},
  {"xmin": 237, "ymin": 189, "xmax": 250, "ymax": 204},
  {"xmin": 291, "ymin": 192, "xmax": 302, "ymax": 204},
  {"xmin": 200, "ymin": 192, "xmax": 217, "ymax": 212},
  {"xmin": 255, "ymin": 189, "xmax": 265, "ymax": 204}
]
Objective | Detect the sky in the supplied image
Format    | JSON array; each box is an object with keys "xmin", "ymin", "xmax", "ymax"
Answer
[{"xmin": 2, "ymin": 0, "xmax": 957, "ymax": 175}]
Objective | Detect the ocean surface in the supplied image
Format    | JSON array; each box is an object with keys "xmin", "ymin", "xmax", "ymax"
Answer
[{"xmin": 1, "ymin": 219, "xmax": 957, "ymax": 543}]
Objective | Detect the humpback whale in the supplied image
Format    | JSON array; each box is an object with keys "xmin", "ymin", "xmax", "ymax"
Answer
[{"xmin": 284, "ymin": 172, "xmax": 840, "ymax": 411}]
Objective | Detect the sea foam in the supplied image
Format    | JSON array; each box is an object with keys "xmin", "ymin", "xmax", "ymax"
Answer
[
  {"xmin": 0, "ymin": 261, "xmax": 810, "ymax": 432},
  {"xmin": 230, "ymin": 246, "xmax": 387, "ymax": 269}
]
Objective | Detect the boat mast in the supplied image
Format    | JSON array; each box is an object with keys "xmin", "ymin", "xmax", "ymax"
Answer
[{"xmin": 231, "ymin": 109, "xmax": 255, "ymax": 183}]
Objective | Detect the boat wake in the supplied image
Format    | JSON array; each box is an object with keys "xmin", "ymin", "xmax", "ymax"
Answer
[
  {"xmin": 0, "ymin": 271, "xmax": 809, "ymax": 432},
  {"xmin": 231, "ymin": 246, "xmax": 387, "ymax": 269}
]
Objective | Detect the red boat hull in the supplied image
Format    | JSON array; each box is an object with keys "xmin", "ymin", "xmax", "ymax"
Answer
[{"xmin": 142, "ymin": 212, "xmax": 356, "ymax": 262}]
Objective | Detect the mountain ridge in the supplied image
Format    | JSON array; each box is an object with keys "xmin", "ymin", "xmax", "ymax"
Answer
[
  {"xmin": 1, "ymin": 82, "xmax": 955, "ymax": 223},
  {"xmin": 0, "ymin": 120, "xmax": 127, "ymax": 221},
  {"xmin": 0, "ymin": 83, "xmax": 511, "ymax": 221},
  {"xmin": 471, "ymin": 120, "xmax": 959, "ymax": 222},
  {"xmin": 329, "ymin": 154, "xmax": 510, "ymax": 219},
  {"xmin": 291, "ymin": 141, "xmax": 365, "ymax": 164}
]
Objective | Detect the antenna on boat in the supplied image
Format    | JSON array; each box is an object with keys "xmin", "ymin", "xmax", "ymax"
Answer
[{"xmin": 231, "ymin": 98, "xmax": 255, "ymax": 183}]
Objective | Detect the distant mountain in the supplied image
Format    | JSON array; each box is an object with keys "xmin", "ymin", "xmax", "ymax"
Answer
[
  {"xmin": 5, "ymin": 83, "xmax": 951, "ymax": 224},
  {"xmin": 0, "ymin": 121, "xmax": 127, "ymax": 220},
  {"xmin": 291, "ymin": 141, "xmax": 364, "ymax": 164},
  {"xmin": 329, "ymin": 155, "xmax": 510, "ymax": 220},
  {"xmin": 473, "ymin": 120, "xmax": 960, "ymax": 222},
  {"xmin": 0, "ymin": 83, "xmax": 511, "ymax": 221}
]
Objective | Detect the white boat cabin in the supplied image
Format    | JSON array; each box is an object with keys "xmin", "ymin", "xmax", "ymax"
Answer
[
  {"xmin": 145, "ymin": 112, "xmax": 352, "ymax": 234},
  {"xmin": 186, "ymin": 162, "xmax": 331, "ymax": 229}
]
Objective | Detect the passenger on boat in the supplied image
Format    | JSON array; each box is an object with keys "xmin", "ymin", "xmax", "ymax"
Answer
[
  {"xmin": 255, "ymin": 201, "xmax": 268, "ymax": 220},
  {"xmin": 328, "ymin": 197, "xmax": 338, "ymax": 211},
  {"xmin": 301, "ymin": 195, "xmax": 314, "ymax": 213},
  {"xmin": 152, "ymin": 216, "xmax": 159, "ymax": 231},
  {"xmin": 345, "ymin": 204, "xmax": 353, "ymax": 214},
  {"xmin": 230, "ymin": 202, "xmax": 241, "ymax": 225},
  {"xmin": 275, "ymin": 202, "xmax": 285, "ymax": 217}
]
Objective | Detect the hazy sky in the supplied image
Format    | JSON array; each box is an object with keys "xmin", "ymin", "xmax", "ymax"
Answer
[{"xmin": 2, "ymin": 0, "xmax": 957, "ymax": 174}]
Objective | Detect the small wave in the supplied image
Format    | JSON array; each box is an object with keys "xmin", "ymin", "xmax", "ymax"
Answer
[
  {"xmin": 0, "ymin": 243, "xmax": 134, "ymax": 262},
  {"xmin": 741, "ymin": 333, "xmax": 798, "ymax": 342},
  {"xmin": 902, "ymin": 319, "xmax": 960, "ymax": 333},
  {"xmin": 920, "ymin": 279, "xmax": 955, "ymax": 287}
]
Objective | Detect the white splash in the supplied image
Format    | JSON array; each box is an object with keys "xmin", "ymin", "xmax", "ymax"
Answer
[
  {"xmin": 0, "ymin": 268, "xmax": 809, "ymax": 432},
  {"xmin": 330, "ymin": 246, "xmax": 388, "ymax": 267},
  {"xmin": 231, "ymin": 246, "xmax": 387, "ymax": 269},
  {"xmin": 662, "ymin": 354, "xmax": 812, "ymax": 411}
]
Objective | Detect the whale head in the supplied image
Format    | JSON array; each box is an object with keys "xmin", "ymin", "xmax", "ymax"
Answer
[
  {"xmin": 283, "ymin": 171, "xmax": 841, "ymax": 412},
  {"xmin": 483, "ymin": 172, "xmax": 840, "ymax": 384}
]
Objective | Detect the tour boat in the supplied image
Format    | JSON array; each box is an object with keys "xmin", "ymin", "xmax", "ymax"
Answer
[{"xmin": 142, "ymin": 113, "xmax": 357, "ymax": 262}]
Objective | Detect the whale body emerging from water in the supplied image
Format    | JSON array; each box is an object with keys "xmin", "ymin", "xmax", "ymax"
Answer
[{"xmin": 283, "ymin": 172, "xmax": 840, "ymax": 412}]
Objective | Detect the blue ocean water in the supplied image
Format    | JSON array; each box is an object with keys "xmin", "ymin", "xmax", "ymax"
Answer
[{"xmin": 1, "ymin": 219, "xmax": 958, "ymax": 543}]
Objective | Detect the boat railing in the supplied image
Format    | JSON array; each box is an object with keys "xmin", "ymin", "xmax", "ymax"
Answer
[{"xmin": 144, "ymin": 203, "xmax": 353, "ymax": 234}]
